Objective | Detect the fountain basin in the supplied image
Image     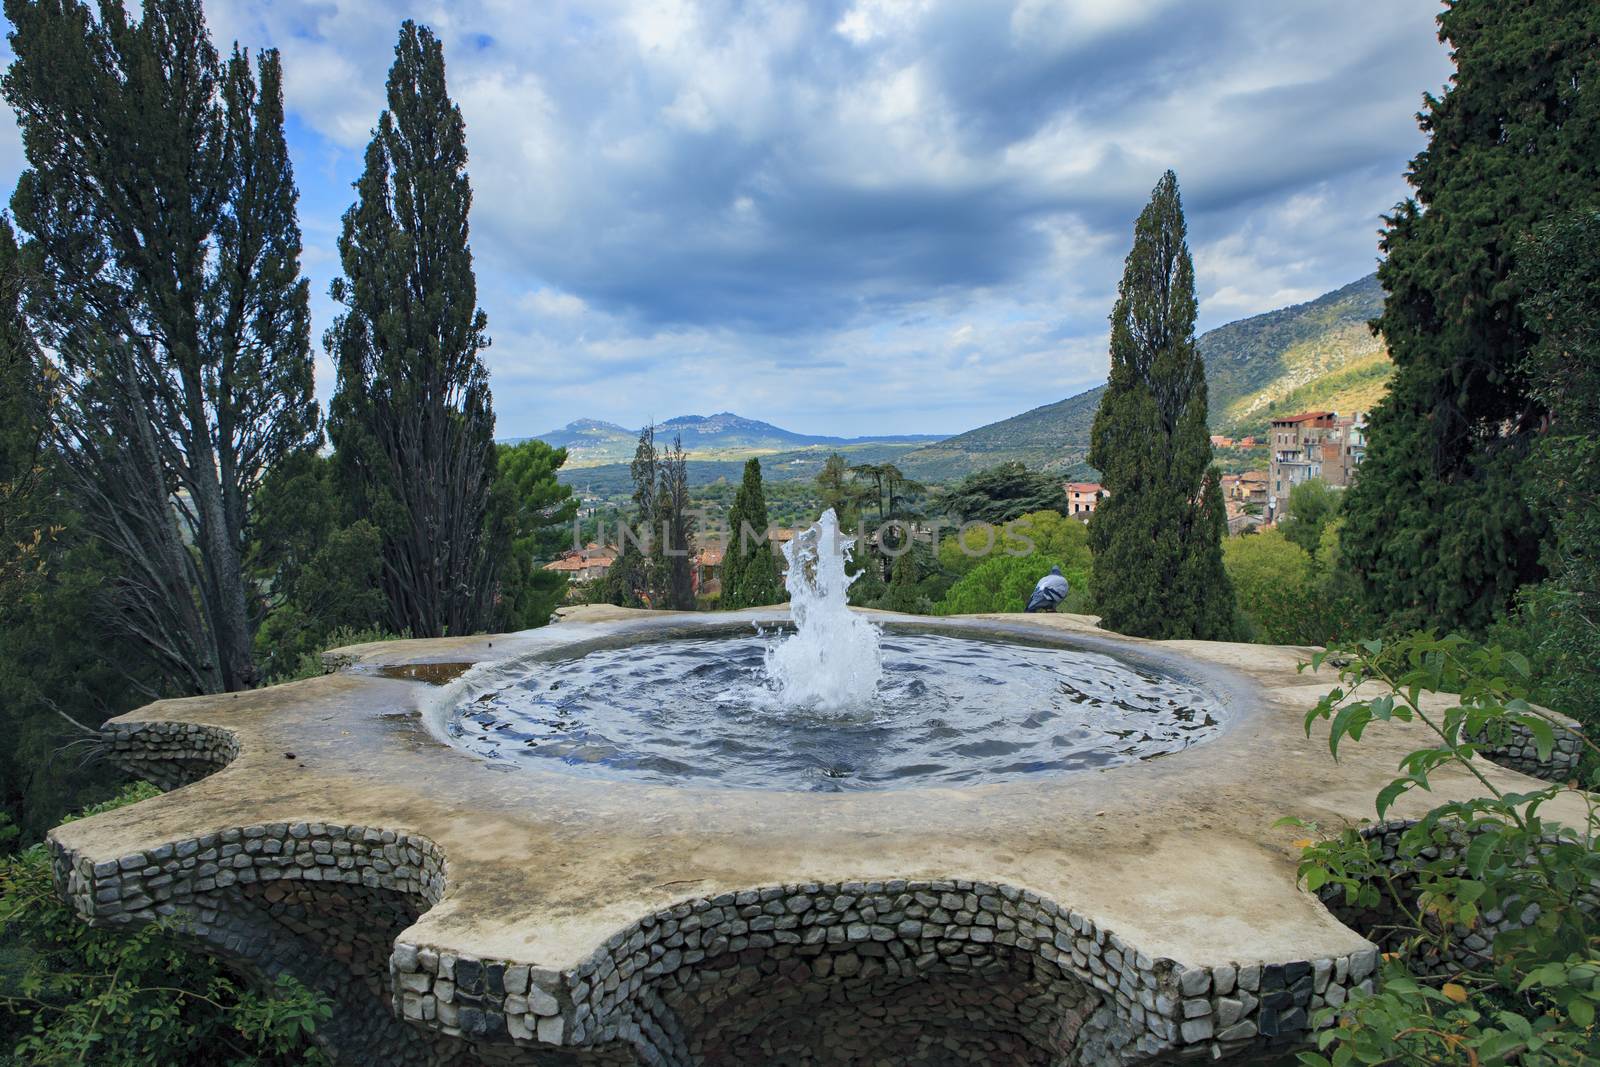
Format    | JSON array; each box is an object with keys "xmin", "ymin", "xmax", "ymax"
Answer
[
  {"xmin": 45, "ymin": 607, "xmax": 1587, "ymax": 1066},
  {"xmin": 445, "ymin": 622, "xmax": 1229, "ymax": 791}
]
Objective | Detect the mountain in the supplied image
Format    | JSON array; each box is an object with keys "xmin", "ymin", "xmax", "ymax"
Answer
[
  {"xmin": 895, "ymin": 273, "xmax": 1389, "ymax": 482},
  {"xmin": 524, "ymin": 411, "xmax": 942, "ymax": 469},
  {"xmin": 1201, "ymin": 273, "xmax": 1387, "ymax": 433}
]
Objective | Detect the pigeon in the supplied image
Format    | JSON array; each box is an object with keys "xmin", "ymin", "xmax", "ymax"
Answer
[{"xmin": 1025, "ymin": 566, "xmax": 1070, "ymax": 613}]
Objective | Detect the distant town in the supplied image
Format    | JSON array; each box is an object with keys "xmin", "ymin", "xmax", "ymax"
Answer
[{"xmin": 542, "ymin": 408, "xmax": 1368, "ymax": 604}]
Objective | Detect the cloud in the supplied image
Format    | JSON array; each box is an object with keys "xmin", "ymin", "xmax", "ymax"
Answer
[{"xmin": 0, "ymin": 0, "xmax": 1452, "ymax": 437}]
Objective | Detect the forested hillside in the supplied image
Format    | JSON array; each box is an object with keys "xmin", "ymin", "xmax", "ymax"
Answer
[{"xmin": 895, "ymin": 274, "xmax": 1389, "ymax": 481}]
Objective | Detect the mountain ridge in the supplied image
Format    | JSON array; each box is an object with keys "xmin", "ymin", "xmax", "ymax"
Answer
[
  {"xmin": 522, "ymin": 410, "xmax": 943, "ymax": 468},
  {"xmin": 892, "ymin": 273, "xmax": 1388, "ymax": 482}
]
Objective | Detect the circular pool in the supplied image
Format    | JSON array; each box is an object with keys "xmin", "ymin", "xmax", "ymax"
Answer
[{"xmin": 446, "ymin": 627, "xmax": 1226, "ymax": 791}]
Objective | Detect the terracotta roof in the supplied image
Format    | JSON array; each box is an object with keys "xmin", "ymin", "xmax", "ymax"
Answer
[
  {"xmin": 1065, "ymin": 482, "xmax": 1103, "ymax": 493},
  {"xmin": 1270, "ymin": 411, "xmax": 1333, "ymax": 425}
]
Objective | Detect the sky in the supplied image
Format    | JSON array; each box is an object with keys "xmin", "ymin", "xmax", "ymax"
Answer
[{"xmin": 0, "ymin": 1, "xmax": 1454, "ymax": 439}]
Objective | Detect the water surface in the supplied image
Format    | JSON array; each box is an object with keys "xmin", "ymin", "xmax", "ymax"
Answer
[{"xmin": 447, "ymin": 630, "xmax": 1224, "ymax": 791}]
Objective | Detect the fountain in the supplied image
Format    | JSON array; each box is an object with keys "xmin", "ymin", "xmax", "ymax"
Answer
[
  {"xmin": 45, "ymin": 523, "xmax": 1586, "ymax": 1066},
  {"xmin": 760, "ymin": 508, "xmax": 882, "ymax": 711},
  {"xmin": 444, "ymin": 510, "xmax": 1225, "ymax": 790}
]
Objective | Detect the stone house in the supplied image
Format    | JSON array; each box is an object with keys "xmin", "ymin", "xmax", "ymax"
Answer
[{"xmin": 1064, "ymin": 482, "xmax": 1107, "ymax": 519}]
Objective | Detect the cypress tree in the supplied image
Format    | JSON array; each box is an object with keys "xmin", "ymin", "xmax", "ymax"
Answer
[
  {"xmin": 1340, "ymin": 0, "xmax": 1600, "ymax": 634},
  {"xmin": 722, "ymin": 458, "xmax": 782, "ymax": 608},
  {"xmin": 4, "ymin": 0, "xmax": 316, "ymax": 691},
  {"xmin": 0, "ymin": 220, "xmax": 48, "ymax": 604},
  {"xmin": 1087, "ymin": 171, "xmax": 1235, "ymax": 640},
  {"xmin": 658, "ymin": 434, "xmax": 696, "ymax": 610},
  {"xmin": 878, "ymin": 547, "xmax": 924, "ymax": 614},
  {"xmin": 602, "ymin": 425, "xmax": 657, "ymax": 607},
  {"xmin": 327, "ymin": 21, "xmax": 498, "ymax": 638}
]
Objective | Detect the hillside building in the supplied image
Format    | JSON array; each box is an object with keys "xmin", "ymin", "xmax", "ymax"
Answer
[
  {"xmin": 1267, "ymin": 411, "xmax": 1367, "ymax": 519},
  {"xmin": 1064, "ymin": 482, "xmax": 1107, "ymax": 518}
]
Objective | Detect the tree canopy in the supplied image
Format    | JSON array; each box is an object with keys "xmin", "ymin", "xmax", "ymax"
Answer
[
  {"xmin": 327, "ymin": 20, "xmax": 497, "ymax": 638},
  {"xmin": 721, "ymin": 458, "xmax": 783, "ymax": 609},
  {"xmin": 938, "ymin": 462, "xmax": 1065, "ymax": 525},
  {"xmin": 1341, "ymin": 0, "xmax": 1600, "ymax": 634},
  {"xmin": 1087, "ymin": 171, "xmax": 1235, "ymax": 640},
  {"xmin": 5, "ymin": 0, "xmax": 316, "ymax": 690}
]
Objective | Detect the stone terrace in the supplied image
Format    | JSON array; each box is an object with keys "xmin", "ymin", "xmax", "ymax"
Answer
[{"xmin": 47, "ymin": 608, "xmax": 1587, "ymax": 1066}]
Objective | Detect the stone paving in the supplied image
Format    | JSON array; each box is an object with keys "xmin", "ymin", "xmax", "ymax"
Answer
[{"xmin": 47, "ymin": 608, "xmax": 1587, "ymax": 1066}]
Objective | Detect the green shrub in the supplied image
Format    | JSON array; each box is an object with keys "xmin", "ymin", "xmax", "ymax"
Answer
[
  {"xmin": 0, "ymin": 784, "xmax": 332, "ymax": 1065},
  {"xmin": 1289, "ymin": 635, "xmax": 1600, "ymax": 1067},
  {"xmin": 935, "ymin": 554, "xmax": 1090, "ymax": 616}
]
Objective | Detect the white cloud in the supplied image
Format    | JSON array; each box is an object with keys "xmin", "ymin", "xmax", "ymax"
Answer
[{"xmin": 0, "ymin": 0, "xmax": 1452, "ymax": 437}]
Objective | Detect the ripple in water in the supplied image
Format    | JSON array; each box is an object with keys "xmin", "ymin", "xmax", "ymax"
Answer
[{"xmin": 447, "ymin": 630, "xmax": 1225, "ymax": 791}]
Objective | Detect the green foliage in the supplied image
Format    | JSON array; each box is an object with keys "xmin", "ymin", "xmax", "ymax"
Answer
[
  {"xmin": 936, "ymin": 510, "xmax": 1090, "ymax": 578},
  {"xmin": 0, "ymin": 221, "xmax": 52, "ymax": 607},
  {"xmin": 845, "ymin": 547, "xmax": 888, "ymax": 607},
  {"xmin": 489, "ymin": 440, "xmax": 578, "ymax": 631},
  {"xmin": 327, "ymin": 20, "xmax": 498, "ymax": 638},
  {"xmin": 248, "ymin": 451, "xmax": 388, "ymax": 682},
  {"xmin": 1342, "ymin": 0, "xmax": 1600, "ymax": 635},
  {"xmin": 263, "ymin": 626, "xmax": 399, "ymax": 687},
  {"xmin": 1088, "ymin": 171, "xmax": 1236, "ymax": 640},
  {"xmin": 722, "ymin": 459, "xmax": 784, "ymax": 609},
  {"xmin": 815, "ymin": 453, "xmax": 868, "ymax": 527},
  {"xmin": 0, "ymin": 784, "xmax": 332, "ymax": 1065},
  {"xmin": 938, "ymin": 463, "xmax": 1066, "ymax": 525},
  {"xmin": 875, "ymin": 548, "xmax": 928, "ymax": 614},
  {"xmin": 936, "ymin": 554, "xmax": 1088, "ymax": 616},
  {"xmin": 4, "ymin": 0, "xmax": 318, "ymax": 692},
  {"xmin": 1489, "ymin": 210, "xmax": 1600, "ymax": 744},
  {"xmin": 1224, "ymin": 529, "xmax": 1316, "ymax": 644},
  {"xmin": 1279, "ymin": 480, "xmax": 1343, "ymax": 559},
  {"xmin": 1291, "ymin": 635, "xmax": 1600, "ymax": 1067},
  {"xmin": 656, "ymin": 435, "xmax": 696, "ymax": 611},
  {"xmin": 934, "ymin": 511, "xmax": 1093, "ymax": 615}
]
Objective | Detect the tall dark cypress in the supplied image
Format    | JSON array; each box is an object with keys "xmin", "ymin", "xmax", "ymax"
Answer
[
  {"xmin": 658, "ymin": 435, "xmax": 696, "ymax": 610},
  {"xmin": 1087, "ymin": 171, "xmax": 1235, "ymax": 639},
  {"xmin": 722, "ymin": 458, "xmax": 782, "ymax": 609},
  {"xmin": 1340, "ymin": 0, "xmax": 1600, "ymax": 634},
  {"xmin": 327, "ymin": 21, "xmax": 497, "ymax": 638},
  {"xmin": 4, "ymin": 0, "xmax": 316, "ymax": 692},
  {"xmin": 0, "ymin": 221, "xmax": 48, "ymax": 605}
]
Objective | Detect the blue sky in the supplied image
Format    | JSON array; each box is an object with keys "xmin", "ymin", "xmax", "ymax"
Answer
[{"xmin": 0, "ymin": 1, "xmax": 1453, "ymax": 438}]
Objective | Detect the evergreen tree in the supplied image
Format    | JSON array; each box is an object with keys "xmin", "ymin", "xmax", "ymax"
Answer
[
  {"xmin": 815, "ymin": 453, "xmax": 864, "ymax": 526},
  {"xmin": 1491, "ymin": 210, "xmax": 1600, "ymax": 733},
  {"xmin": 1278, "ymin": 479, "xmax": 1342, "ymax": 559},
  {"xmin": 0, "ymin": 220, "xmax": 49, "ymax": 605},
  {"xmin": 4, "ymin": 0, "xmax": 316, "ymax": 691},
  {"xmin": 1341, "ymin": 0, "xmax": 1600, "ymax": 634},
  {"xmin": 722, "ymin": 458, "xmax": 782, "ymax": 609},
  {"xmin": 247, "ymin": 451, "xmax": 388, "ymax": 679},
  {"xmin": 657, "ymin": 434, "xmax": 696, "ymax": 610},
  {"xmin": 327, "ymin": 21, "xmax": 497, "ymax": 638},
  {"xmin": 940, "ymin": 463, "xmax": 1065, "ymax": 525},
  {"xmin": 1087, "ymin": 171, "xmax": 1235, "ymax": 640},
  {"xmin": 877, "ymin": 547, "xmax": 925, "ymax": 614},
  {"xmin": 488, "ymin": 440, "xmax": 578, "ymax": 631},
  {"xmin": 603, "ymin": 425, "xmax": 658, "ymax": 607}
]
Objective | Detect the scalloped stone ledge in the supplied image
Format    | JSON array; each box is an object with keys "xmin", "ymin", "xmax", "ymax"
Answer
[{"xmin": 47, "ymin": 609, "xmax": 1591, "ymax": 1066}]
